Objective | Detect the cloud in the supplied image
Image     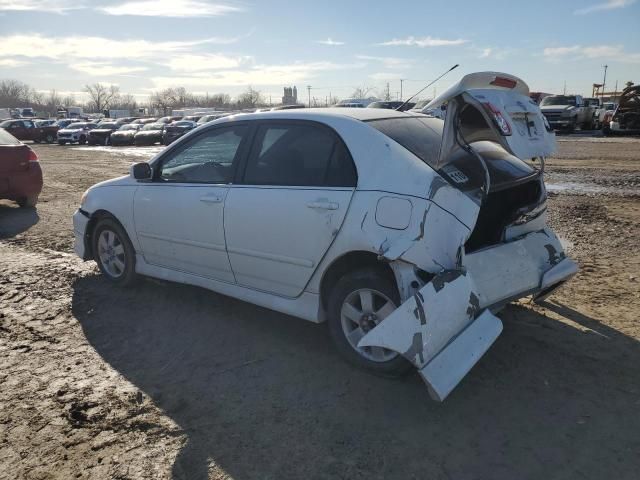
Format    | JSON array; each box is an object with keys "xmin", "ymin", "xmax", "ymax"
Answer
[
  {"xmin": 378, "ymin": 36, "xmax": 467, "ymax": 47},
  {"xmin": 543, "ymin": 44, "xmax": 640, "ymax": 63},
  {"xmin": 0, "ymin": 0, "xmax": 82, "ymax": 12},
  {"xmin": 356, "ymin": 55, "xmax": 412, "ymax": 69},
  {"xmin": 70, "ymin": 62, "xmax": 148, "ymax": 76},
  {"xmin": 165, "ymin": 53, "xmax": 252, "ymax": 72},
  {"xmin": 474, "ymin": 46, "xmax": 512, "ymax": 60},
  {"xmin": 369, "ymin": 72, "xmax": 403, "ymax": 81},
  {"xmin": 0, "ymin": 58, "xmax": 29, "ymax": 67},
  {"xmin": 0, "ymin": 34, "xmax": 239, "ymax": 60},
  {"xmin": 100, "ymin": 0, "xmax": 242, "ymax": 17},
  {"xmin": 317, "ymin": 38, "xmax": 344, "ymax": 46},
  {"xmin": 574, "ymin": 0, "xmax": 636, "ymax": 15},
  {"xmin": 150, "ymin": 61, "xmax": 366, "ymax": 89}
]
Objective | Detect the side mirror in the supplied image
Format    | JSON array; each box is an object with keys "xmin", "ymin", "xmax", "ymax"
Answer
[{"xmin": 131, "ymin": 162, "xmax": 152, "ymax": 180}]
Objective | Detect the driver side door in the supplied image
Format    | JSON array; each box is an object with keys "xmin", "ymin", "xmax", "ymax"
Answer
[{"xmin": 133, "ymin": 123, "xmax": 249, "ymax": 282}]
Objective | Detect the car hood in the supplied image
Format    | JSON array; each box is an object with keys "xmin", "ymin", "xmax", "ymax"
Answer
[
  {"xmin": 59, "ymin": 128, "xmax": 84, "ymax": 134},
  {"xmin": 136, "ymin": 130, "xmax": 162, "ymax": 135},
  {"xmin": 90, "ymin": 129, "xmax": 114, "ymax": 134},
  {"xmin": 90, "ymin": 174, "xmax": 137, "ymax": 191},
  {"xmin": 112, "ymin": 131, "xmax": 135, "ymax": 136}
]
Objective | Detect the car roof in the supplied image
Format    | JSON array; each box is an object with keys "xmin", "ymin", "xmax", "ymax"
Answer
[{"xmin": 227, "ymin": 107, "xmax": 429, "ymax": 123}]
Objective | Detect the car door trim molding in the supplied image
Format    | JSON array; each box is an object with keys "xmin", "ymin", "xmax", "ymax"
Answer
[
  {"xmin": 137, "ymin": 231, "xmax": 226, "ymax": 253},
  {"xmin": 227, "ymin": 245, "xmax": 315, "ymax": 268}
]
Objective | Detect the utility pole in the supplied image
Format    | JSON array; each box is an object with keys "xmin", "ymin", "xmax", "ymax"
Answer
[
  {"xmin": 307, "ymin": 85, "xmax": 311, "ymax": 108},
  {"xmin": 614, "ymin": 80, "xmax": 618, "ymax": 101},
  {"xmin": 563, "ymin": 80, "xmax": 567, "ymax": 95},
  {"xmin": 400, "ymin": 79, "xmax": 404, "ymax": 101},
  {"xmin": 602, "ymin": 65, "xmax": 608, "ymax": 101}
]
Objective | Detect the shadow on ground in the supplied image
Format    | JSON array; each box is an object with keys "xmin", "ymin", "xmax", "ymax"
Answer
[
  {"xmin": 72, "ymin": 275, "xmax": 640, "ymax": 480},
  {"xmin": 0, "ymin": 203, "xmax": 39, "ymax": 239}
]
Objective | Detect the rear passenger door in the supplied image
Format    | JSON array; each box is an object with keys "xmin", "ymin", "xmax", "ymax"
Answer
[{"xmin": 224, "ymin": 120, "xmax": 357, "ymax": 297}]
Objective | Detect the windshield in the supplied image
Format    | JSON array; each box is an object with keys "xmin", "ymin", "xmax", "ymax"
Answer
[
  {"xmin": 172, "ymin": 121, "xmax": 194, "ymax": 127},
  {"xmin": 98, "ymin": 123, "xmax": 118, "ymax": 129},
  {"xmin": 55, "ymin": 120, "xmax": 71, "ymax": 127},
  {"xmin": 118, "ymin": 125, "xmax": 138, "ymax": 131},
  {"xmin": 541, "ymin": 96, "xmax": 577, "ymax": 106},
  {"xmin": 67, "ymin": 123, "xmax": 88, "ymax": 129},
  {"xmin": 142, "ymin": 123, "xmax": 163, "ymax": 131},
  {"xmin": 604, "ymin": 103, "xmax": 616, "ymax": 110}
]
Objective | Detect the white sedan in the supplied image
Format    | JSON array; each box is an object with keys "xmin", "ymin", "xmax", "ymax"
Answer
[{"xmin": 73, "ymin": 72, "xmax": 577, "ymax": 401}]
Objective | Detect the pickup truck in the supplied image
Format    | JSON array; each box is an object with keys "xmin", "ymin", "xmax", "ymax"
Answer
[
  {"xmin": 539, "ymin": 95, "xmax": 594, "ymax": 131},
  {"xmin": 0, "ymin": 118, "xmax": 59, "ymax": 143}
]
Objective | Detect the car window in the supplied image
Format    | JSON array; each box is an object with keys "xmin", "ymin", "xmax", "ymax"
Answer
[
  {"xmin": 367, "ymin": 117, "xmax": 441, "ymax": 168},
  {"xmin": 244, "ymin": 123, "xmax": 356, "ymax": 187},
  {"xmin": 158, "ymin": 125, "xmax": 247, "ymax": 184}
]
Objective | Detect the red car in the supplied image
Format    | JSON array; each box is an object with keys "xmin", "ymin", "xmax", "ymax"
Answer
[
  {"xmin": 0, "ymin": 128, "xmax": 43, "ymax": 207},
  {"xmin": 0, "ymin": 118, "xmax": 58, "ymax": 144}
]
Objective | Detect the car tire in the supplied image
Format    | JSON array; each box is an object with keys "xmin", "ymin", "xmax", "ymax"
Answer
[
  {"xmin": 79, "ymin": 135, "xmax": 86, "ymax": 145},
  {"xmin": 45, "ymin": 133, "xmax": 55, "ymax": 143},
  {"xmin": 105, "ymin": 136, "xmax": 111, "ymax": 146},
  {"xmin": 58, "ymin": 140, "xmax": 66, "ymax": 145},
  {"xmin": 17, "ymin": 195, "xmax": 38, "ymax": 208},
  {"xmin": 327, "ymin": 268, "xmax": 412, "ymax": 377},
  {"xmin": 92, "ymin": 217, "xmax": 137, "ymax": 286}
]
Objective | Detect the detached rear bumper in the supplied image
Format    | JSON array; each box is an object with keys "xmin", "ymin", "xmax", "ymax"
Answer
[{"xmin": 359, "ymin": 228, "xmax": 577, "ymax": 401}]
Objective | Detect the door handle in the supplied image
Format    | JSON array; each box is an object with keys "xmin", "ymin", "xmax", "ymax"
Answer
[
  {"xmin": 306, "ymin": 201, "xmax": 339, "ymax": 210},
  {"xmin": 200, "ymin": 195, "xmax": 223, "ymax": 204}
]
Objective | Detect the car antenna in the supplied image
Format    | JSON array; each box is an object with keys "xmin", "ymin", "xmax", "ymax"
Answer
[{"xmin": 395, "ymin": 64, "xmax": 460, "ymax": 111}]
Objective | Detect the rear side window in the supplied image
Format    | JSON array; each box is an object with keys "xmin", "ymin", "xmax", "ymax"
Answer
[
  {"xmin": 0, "ymin": 128, "xmax": 21, "ymax": 145},
  {"xmin": 367, "ymin": 117, "xmax": 441, "ymax": 168},
  {"xmin": 243, "ymin": 122, "xmax": 356, "ymax": 187}
]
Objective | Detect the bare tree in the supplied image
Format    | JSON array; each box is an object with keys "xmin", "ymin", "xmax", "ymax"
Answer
[
  {"xmin": 149, "ymin": 89, "xmax": 176, "ymax": 115},
  {"xmin": 350, "ymin": 86, "xmax": 374, "ymax": 99},
  {"xmin": 236, "ymin": 86, "xmax": 264, "ymax": 108},
  {"xmin": 110, "ymin": 93, "xmax": 138, "ymax": 112},
  {"xmin": 0, "ymin": 80, "xmax": 32, "ymax": 108},
  {"xmin": 84, "ymin": 83, "xmax": 120, "ymax": 112}
]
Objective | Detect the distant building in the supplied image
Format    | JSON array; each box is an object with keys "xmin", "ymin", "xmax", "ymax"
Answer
[{"xmin": 282, "ymin": 86, "xmax": 298, "ymax": 105}]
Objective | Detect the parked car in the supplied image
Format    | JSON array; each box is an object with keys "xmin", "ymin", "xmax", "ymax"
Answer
[
  {"xmin": 539, "ymin": 95, "xmax": 593, "ymax": 131},
  {"xmin": 110, "ymin": 124, "xmax": 143, "ymax": 146},
  {"xmin": 162, "ymin": 120, "xmax": 198, "ymax": 145},
  {"xmin": 88, "ymin": 122, "xmax": 120, "ymax": 145},
  {"xmin": 133, "ymin": 123, "xmax": 164, "ymax": 146},
  {"xmin": 599, "ymin": 102, "xmax": 618, "ymax": 132},
  {"xmin": 182, "ymin": 115, "xmax": 202, "ymax": 122},
  {"xmin": 131, "ymin": 118, "xmax": 158, "ymax": 125},
  {"xmin": 57, "ymin": 122, "xmax": 97, "ymax": 145},
  {"xmin": 408, "ymin": 99, "xmax": 433, "ymax": 113},
  {"xmin": 0, "ymin": 128, "xmax": 42, "ymax": 207},
  {"xmin": 608, "ymin": 85, "xmax": 640, "ymax": 135},
  {"xmin": 73, "ymin": 72, "xmax": 577, "ymax": 402},
  {"xmin": 35, "ymin": 119, "xmax": 57, "ymax": 127},
  {"xmin": 54, "ymin": 119, "xmax": 74, "ymax": 130},
  {"xmin": 584, "ymin": 97, "xmax": 603, "ymax": 129},
  {"xmin": 367, "ymin": 101, "xmax": 415, "ymax": 111},
  {"xmin": 0, "ymin": 118, "xmax": 59, "ymax": 143}
]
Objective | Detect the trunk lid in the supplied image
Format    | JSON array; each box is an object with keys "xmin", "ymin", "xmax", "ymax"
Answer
[
  {"xmin": 427, "ymin": 72, "xmax": 556, "ymax": 166},
  {"xmin": 0, "ymin": 129, "xmax": 30, "ymax": 174}
]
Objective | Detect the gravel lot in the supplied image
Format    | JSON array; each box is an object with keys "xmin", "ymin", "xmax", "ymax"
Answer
[{"xmin": 1, "ymin": 137, "xmax": 639, "ymax": 480}]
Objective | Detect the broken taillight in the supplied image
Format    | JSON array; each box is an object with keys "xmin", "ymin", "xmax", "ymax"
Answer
[
  {"xmin": 482, "ymin": 102, "xmax": 512, "ymax": 136},
  {"xmin": 490, "ymin": 76, "xmax": 517, "ymax": 89}
]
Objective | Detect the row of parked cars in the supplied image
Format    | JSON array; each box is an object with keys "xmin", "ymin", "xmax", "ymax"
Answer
[{"xmin": 0, "ymin": 112, "xmax": 235, "ymax": 147}]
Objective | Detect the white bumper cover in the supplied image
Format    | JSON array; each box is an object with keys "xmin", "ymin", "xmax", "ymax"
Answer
[
  {"xmin": 359, "ymin": 228, "xmax": 577, "ymax": 401},
  {"xmin": 73, "ymin": 209, "xmax": 89, "ymax": 259}
]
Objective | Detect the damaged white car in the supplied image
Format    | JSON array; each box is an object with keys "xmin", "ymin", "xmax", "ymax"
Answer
[{"xmin": 73, "ymin": 72, "xmax": 577, "ymax": 401}]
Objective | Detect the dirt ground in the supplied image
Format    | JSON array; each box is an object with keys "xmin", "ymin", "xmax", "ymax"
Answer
[{"xmin": 1, "ymin": 137, "xmax": 639, "ymax": 480}]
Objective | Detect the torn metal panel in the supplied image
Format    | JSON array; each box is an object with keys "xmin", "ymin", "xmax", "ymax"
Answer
[
  {"xmin": 358, "ymin": 270, "xmax": 480, "ymax": 369},
  {"xmin": 358, "ymin": 269, "xmax": 502, "ymax": 401}
]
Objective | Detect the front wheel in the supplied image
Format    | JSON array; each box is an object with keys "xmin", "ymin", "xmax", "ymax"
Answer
[
  {"xmin": 327, "ymin": 268, "xmax": 411, "ymax": 377},
  {"xmin": 45, "ymin": 133, "xmax": 55, "ymax": 143},
  {"xmin": 78, "ymin": 135, "xmax": 86, "ymax": 145},
  {"xmin": 92, "ymin": 218, "xmax": 137, "ymax": 286},
  {"xmin": 58, "ymin": 140, "xmax": 66, "ymax": 145}
]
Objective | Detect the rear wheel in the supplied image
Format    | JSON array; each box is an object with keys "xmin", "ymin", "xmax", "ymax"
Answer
[
  {"xmin": 58, "ymin": 140, "xmax": 66, "ymax": 145},
  {"xmin": 78, "ymin": 135, "xmax": 86, "ymax": 145},
  {"xmin": 327, "ymin": 268, "xmax": 411, "ymax": 377},
  {"xmin": 17, "ymin": 195, "xmax": 38, "ymax": 208},
  {"xmin": 92, "ymin": 218, "xmax": 137, "ymax": 286},
  {"xmin": 45, "ymin": 133, "xmax": 55, "ymax": 143}
]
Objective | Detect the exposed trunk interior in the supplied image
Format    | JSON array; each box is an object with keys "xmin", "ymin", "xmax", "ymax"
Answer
[{"xmin": 465, "ymin": 176, "xmax": 543, "ymax": 252}]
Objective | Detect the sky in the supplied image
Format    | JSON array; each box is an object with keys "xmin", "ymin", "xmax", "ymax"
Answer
[{"xmin": 0, "ymin": 0, "xmax": 639, "ymax": 103}]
